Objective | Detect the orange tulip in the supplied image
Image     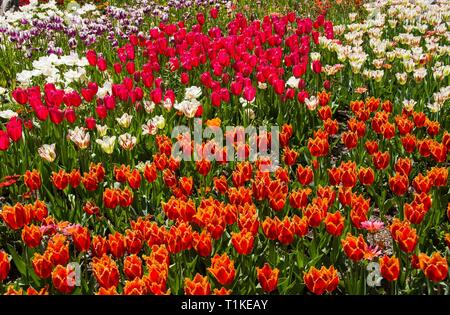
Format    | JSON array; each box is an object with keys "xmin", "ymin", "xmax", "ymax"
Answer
[
  {"xmin": 24, "ymin": 169, "xmax": 41, "ymax": 191},
  {"xmin": 103, "ymin": 188, "xmax": 119, "ymax": 209},
  {"xmin": 394, "ymin": 158, "xmax": 412, "ymax": 176},
  {"xmin": 401, "ymin": 133, "xmax": 416, "ymax": 153},
  {"xmin": 358, "ymin": 167, "xmax": 375, "ymax": 185},
  {"xmin": 108, "ymin": 232, "xmax": 125, "ymax": 258},
  {"xmin": 418, "ymin": 252, "xmax": 448, "ymax": 282},
  {"xmin": 283, "ymin": 147, "xmax": 298, "ymax": 165},
  {"xmin": 119, "ymin": 187, "xmax": 134, "ymax": 207},
  {"xmin": 52, "ymin": 264, "xmax": 76, "ymax": 294},
  {"xmin": 192, "ymin": 230, "xmax": 212, "ymax": 257},
  {"xmin": 365, "ymin": 140, "xmax": 378, "ymax": 155},
  {"xmin": 92, "ymin": 235, "xmax": 109, "ymax": 258},
  {"xmin": 325, "ymin": 212, "xmax": 344, "ymax": 236},
  {"xmin": 1, "ymin": 202, "xmax": 32, "ymax": 230},
  {"xmin": 208, "ymin": 253, "xmax": 235, "ymax": 286},
  {"xmin": 231, "ymin": 230, "xmax": 254, "ymax": 255},
  {"xmin": 125, "ymin": 229, "xmax": 143, "ymax": 255},
  {"xmin": 304, "ymin": 265, "xmax": 339, "ymax": 295},
  {"xmin": 372, "ymin": 151, "xmax": 390, "ymax": 170},
  {"xmin": 404, "ymin": 202, "xmax": 428, "ymax": 224},
  {"xmin": 412, "ymin": 173, "xmax": 431, "ymax": 194},
  {"xmin": 32, "ymin": 199, "xmax": 48, "ymax": 222},
  {"xmin": 47, "ymin": 234, "xmax": 70, "ymax": 266},
  {"xmin": 114, "ymin": 164, "xmax": 130, "ymax": 183},
  {"xmin": 127, "ymin": 169, "xmax": 141, "ymax": 189},
  {"xmin": 262, "ymin": 216, "xmax": 279, "ymax": 240},
  {"xmin": 390, "ymin": 219, "xmax": 418, "ymax": 253},
  {"xmin": 92, "ymin": 254, "xmax": 120, "ymax": 289},
  {"xmin": 341, "ymin": 233, "xmax": 367, "ymax": 261},
  {"xmin": 389, "ymin": 173, "xmax": 409, "ymax": 196},
  {"xmin": 83, "ymin": 201, "xmax": 100, "ymax": 216},
  {"xmin": 96, "ymin": 287, "xmax": 118, "ymax": 295},
  {"xmin": 69, "ymin": 169, "xmax": 81, "ymax": 188},
  {"xmin": 213, "ymin": 287, "xmax": 232, "ymax": 295},
  {"xmin": 51, "ymin": 170, "xmax": 69, "ymax": 190},
  {"xmin": 379, "ymin": 255, "xmax": 400, "ymax": 281},
  {"xmin": 0, "ymin": 250, "xmax": 10, "ymax": 282},
  {"xmin": 124, "ymin": 254, "xmax": 143, "ymax": 280},
  {"xmin": 296, "ymin": 165, "xmax": 313, "ymax": 186},
  {"xmin": 185, "ymin": 273, "xmax": 211, "ymax": 295},
  {"xmin": 256, "ymin": 263, "xmax": 279, "ymax": 293},
  {"xmin": 342, "ymin": 131, "xmax": 358, "ymax": 149},
  {"xmin": 72, "ymin": 226, "xmax": 91, "ymax": 252},
  {"xmin": 22, "ymin": 224, "xmax": 42, "ymax": 248},
  {"xmin": 32, "ymin": 252, "xmax": 52, "ymax": 279},
  {"xmin": 289, "ymin": 188, "xmax": 312, "ymax": 209},
  {"xmin": 143, "ymin": 162, "xmax": 158, "ymax": 183},
  {"xmin": 123, "ymin": 278, "xmax": 147, "ymax": 295}
]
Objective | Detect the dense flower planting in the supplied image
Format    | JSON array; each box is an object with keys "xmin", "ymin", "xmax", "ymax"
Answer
[{"xmin": 0, "ymin": 0, "xmax": 448, "ymax": 295}]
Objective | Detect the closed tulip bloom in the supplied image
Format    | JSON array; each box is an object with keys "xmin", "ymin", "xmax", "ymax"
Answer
[
  {"xmin": 358, "ymin": 167, "xmax": 375, "ymax": 185},
  {"xmin": 404, "ymin": 202, "xmax": 428, "ymax": 224},
  {"xmin": 365, "ymin": 140, "xmax": 378, "ymax": 155},
  {"xmin": 379, "ymin": 256, "xmax": 400, "ymax": 281},
  {"xmin": 231, "ymin": 230, "xmax": 254, "ymax": 255},
  {"xmin": 127, "ymin": 169, "xmax": 141, "ymax": 190},
  {"xmin": 51, "ymin": 170, "xmax": 69, "ymax": 190},
  {"xmin": 341, "ymin": 233, "xmax": 367, "ymax": 261},
  {"xmin": 125, "ymin": 230, "xmax": 143, "ymax": 255},
  {"xmin": 277, "ymin": 216, "xmax": 295, "ymax": 245},
  {"xmin": 92, "ymin": 254, "xmax": 120, "ymax": 289},
  {"xmin": 47, "ymin": 234, "xmax": 70, "ymax": 266},
  {"xmin": 262, "ymin": 217, "xmax": 279, "ymax": 240},
  {"xmin": 0, "ymin": 130, "xmax": 10, "ymax": 151},
  {"xmin": 341, "ymin": 169, "xmax": 357, "ymax": 188},
  {"xmin": 325, "ymin": 211, "xmax": 345, "ymax": 236},
  {"xmin": 0, "ymin": 250, "xmax": 10, "ymax": 282},
  {"xmin": 419, "ymin": 252, "xmax": 448, "ymax": 282},
  {"xmin": 52, "ymin": 265, "xmax": 76, "ymax": 294},
  {"xmin": 24, "ymin": 169, "xmax": 42, "ymax": 191},
  {"xmin": 389, "ymin": 173, "xmax": 409, "ymax": 196},
  {"xmin": 256, "ymin": 263, "xmax": 279, "ymax": 293},
  {"xmin": 6, "ymin": 117, "xmax": 22, "ymax": 142},
  {"xmin": 390, "ymin": 219, "xmax": 418, "ymax": 253},
  {"xmin": 394, "ymin": 158, "xmax": 412, "ymax": 176},
  {"xmin": 185, "ymin": 273, "xmax": 211, "ymax": 295},
  {"xmin": 208, "ymin": 253, "xmax": 235, "ymax": 286},
  {"xmin": 72, "ymin": 226, "xmax": 91, "ymax": 252},
  {"xmin": 124, "ymin": 255, "xmax": 143, "ymax": 280},
  {"xmin": 144, "ymin": 162, "xmax": 158, "ymax": 183},
  {"xmin": 32, "ymin": 252, "xmax": 52, "ymax": 279},
  {"xmin": 296, "ymin": 165, "xmax": 313, "ymax": 186},
  {"xmin": 289, "ymin": 188, "xmax": 312, "ymax": 209},
  {"xmin": 401, "ymin": 134, "xmax": 416, "ymax": 153},
  {"xmin": 103, "ymin": 188, "xmax": 119, "ymax": 209},
  {"xmin": 304, "ymin": 265, "xmax": 339, "ymax": 295},
  {"xmin": 412, "ymin": 173, "xmax": 431, "ymax": 193},
  {"xmin": 372, "ymin": 151, "xmax": 390, "ymax": 170},
  {"xmin": 193, "ymin": 230, "xmax": 212, "ymax": 257},
  {"xmin": 22, "ymin": 224, "xmax": 42, "ymax": 248},
  {"xmin": 342, "ymin": 131, "xmax": 358, "ymax": 149},
  {"xmin": 1, "ymin": 203, "xmax": 32, "ymax": 230},
  {"xmin": 92, "ymin": 235, "xmax": 109, "ymax": 258},
  {"xmin": 108, "ymin": 232, "xmax": 125, "ymax": 258}
]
